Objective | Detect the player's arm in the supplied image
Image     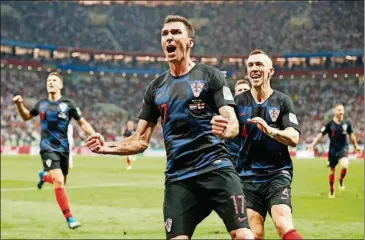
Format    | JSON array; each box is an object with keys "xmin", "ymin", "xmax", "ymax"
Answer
[
  {"xmin": 87, "ymin": 119, "xmax": 156, "ymax": 155},
  {"xmin": 12, "ymin": 95, "xmax": 33, "ymax": 121},
  {"xmin": 210, "ymin": 69, "xmax": 238, "ymax": 139},
  {"xmin": 75, "ymin": 118, "xmax": 95, "ymax": 136},
  {"xmin": 308, "ymin": 123, "xmax": 329, "ymax": 150},
  {"xmin": 87, "ymin": 80, "xmax": 160, "ymax": 155},
  {"xmin": 349, "ymin": 133, "xmax": 361, "ymax": 152},
  {"xmin": 248, "ymin": 117, "xmax": 299, "ymax": 147},
  {"xmin": 211, "ymin": 106, "xmax": 239, "ymax": 139},
  {"xmin": 248, "ymin": 96, "xmax": 301, "ymax": 147},
  {"xmin": 308, "ymin": 133, "xmax": 325, "ymax": 149},
  {"xmin": 69, "ymin": 101, "xmax": 96, "ymax": 136}
]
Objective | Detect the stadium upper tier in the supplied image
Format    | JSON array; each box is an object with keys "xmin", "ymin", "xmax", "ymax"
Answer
[{"xmin": 1, "ymin": 1, "xmax": 363, "ymax": 55}]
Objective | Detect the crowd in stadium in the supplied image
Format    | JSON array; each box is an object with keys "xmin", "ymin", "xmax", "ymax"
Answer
[
  {"xmin": 2, "ymin": 1, "xmax": 363, "ymax": 54},
  {"xmin": 1, "ymin": 68, "xmax": 363, "ymax": 150}
]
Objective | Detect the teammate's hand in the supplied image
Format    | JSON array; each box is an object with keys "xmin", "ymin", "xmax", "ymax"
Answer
[
  {"xmin": 211, "ymin": 115, "xmax": 228, "ymax": 139},
  {"xmin": 12, "ymin": 95, "xmax": 23, "ymax": 105},
  {"xmin": 86, "ymin": 133, "xmax": 105, "ymax": 153},
  {"xmin": 248, "ymin": 117, "xmax": 271, "ymax": 135}
]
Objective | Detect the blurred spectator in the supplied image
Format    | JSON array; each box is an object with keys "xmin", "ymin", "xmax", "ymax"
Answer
[
  {"xmin": 1, "ymin": 68, "xmax": 363, "ymax": 150},
  {"xmin": 1, "ymin": 1, "xmax": 363, "ymax": 54}
]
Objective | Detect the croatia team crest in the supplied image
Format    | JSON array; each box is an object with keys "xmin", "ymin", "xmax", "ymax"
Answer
[
  {"xmin": 191, "ymin": 81, "xmax": 205, "ymax": 98},
  {"xmin": 59, "ymin": 103, "xmax": 68, "ymax": 112},
  {"xmin": 269, "ymin": 108, "xmax": 280, "ymax": 122},
  {"xmin": 164, "ymin": 218, "xmax": 172, "ymax": 232}
]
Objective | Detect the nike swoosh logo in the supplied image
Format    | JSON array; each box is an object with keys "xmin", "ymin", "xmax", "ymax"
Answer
[
  {"xmin": 281, "ymin": 197, "xmax": 288, "ymax": 200},
  {"xmin": 238, "ymin": 217, "xmax": 247, "ymax": 222}
]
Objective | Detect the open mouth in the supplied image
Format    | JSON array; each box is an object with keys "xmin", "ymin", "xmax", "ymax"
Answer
[
  {"xmin": 251, "ymin": 74, "xmax": 261, "ymax": 80},
  {"xmin": 166, "ymin": 45, "xmax": 177, "ymax": 53}
]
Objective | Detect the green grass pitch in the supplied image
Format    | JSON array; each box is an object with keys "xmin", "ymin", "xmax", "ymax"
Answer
[{"xmin": 1, "ymin": 155, "xmax": 364, "ymax": 239}]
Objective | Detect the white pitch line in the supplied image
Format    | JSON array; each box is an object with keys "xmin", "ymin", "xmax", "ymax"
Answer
[{"xmin": 1, "ymin": 181, "xmax": 162, "ymax": 192}]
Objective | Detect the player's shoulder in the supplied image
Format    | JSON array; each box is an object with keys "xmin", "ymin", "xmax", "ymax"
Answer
[
  {"xmin": 272, "ymin": 90, "xmax": 292, "ymax": 101},
  {"xmin": 148, "ymin": 70, "xmax": 170, "ymax": 89},
  {"xmin": 234, "ymin": 90, "xmax": 251, "ymax": 103},
  {"xmin": 194, "ymin": 63, "xmax": 223, "ymax": 77},
  {"xmin": 37, "ymin": 98, "xmax": 48, "ymax": 104},
  {"xmin": 59, "ymin": 98, "xmax": 75, "ymax": 103},
  {"xmin": 344, "ymin": 119, "xmax": 353, "ymax": 125}
]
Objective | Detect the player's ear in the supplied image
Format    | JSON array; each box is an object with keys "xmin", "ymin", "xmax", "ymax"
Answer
[
  {"xmin": 187, "ymin": 38, "xmax": 194, "ymax": 49},
  {"xmin": 269, "ymin": 68, "xmax": 275, "ymax": 77}
]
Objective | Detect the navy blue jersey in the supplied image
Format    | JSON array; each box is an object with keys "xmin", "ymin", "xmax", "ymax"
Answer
[
  {"xmin": 321, "ymin": 119, "xmax": 353, "ymax": 156},
  {"xmin": 138, "ymin": 63, "xmax": 235, "ymax": 182},
  {"xmin": 124, "ymin": 129, "xmax": 135, "ymax": 138},
  {"xmin": 225, "ymin": 137, "xmax": 240, "ymax": 166},
  {"xmin": 30, "ymin": 98, "xmax": 82, "ymax": 152},
  {"xmin": 234, "ymin": 90, "xmax": 301, "ymax": 182}
]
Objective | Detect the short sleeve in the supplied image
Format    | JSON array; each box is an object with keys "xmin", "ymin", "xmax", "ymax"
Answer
[
  {"xmin": 281, "ymin": 96, "xmax": 301, "ymax": 134},
  {"xmin": 347, "ymin": 121, "xmax": 354, "ymax": 135},
  {"xmin": 320, "ymin": 122, "xmax": 330, "ymax": 136},
  {"xmin": 69, "ymin": 101, "xmax": 82, "ymax": 121},
  {"xmin": 137, "ymin": 83, "xmax": 160, "ymax": 124},
  {"xmin": 30, "ymin": 101, "xmax": 41, "ymax": 116},
  {"xmin": 209, "ymin": 69, "xmax": 235, "ymax": 110}
]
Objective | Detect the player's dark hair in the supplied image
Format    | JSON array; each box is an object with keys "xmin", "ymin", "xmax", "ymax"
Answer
[
  {"xmin": 235, "ymin": 77, "xmax": 251, "ymax": 88},
  {"xmin": 48, "ymin": 72, "xmax": 63, "ymax": 82},
  {"xmin": 249, "ymin": 49, "xmax": 273, "ymax": 61},
  {"xmin": 163, "ymin": 15, "xmax": 195, "ymax": 40}
]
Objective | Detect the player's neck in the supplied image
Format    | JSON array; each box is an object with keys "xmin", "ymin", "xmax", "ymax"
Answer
[
  {"xmin": 169, "ymin": 58, "xmax": 195, "ymax": 77},
  {"xmin": 251, "ymin": 86, "xmax": 273, "ymax": 104},
  {"xmin": 48, "ymin": 93, "xmax": 62, "ymax": 102},
  {"xmin": 334, "ymin": 116, "xmax": 343, "ymax": 123}
]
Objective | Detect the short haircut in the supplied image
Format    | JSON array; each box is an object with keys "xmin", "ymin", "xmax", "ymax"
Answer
[
  {"xmin": 334, "ymin": 103, "xmax": 344, "ymax": 108},
  {"xmin": 248, "ymin": 49, "xmax": 272, "ymax": 62},
  {"xmin": 48, "ymin": 72, "xmax": 63, "ymax": 82},
  {"xmin": 235, "ymin": 77, "xmax": 250, "ymax": 88},
  {"xmin": 163, "ymin": 15, "xmax": 195, "ymax": 40}
]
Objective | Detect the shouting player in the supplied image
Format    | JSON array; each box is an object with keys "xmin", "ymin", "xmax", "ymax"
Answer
[
  {"xmin": 13, "ymin": 72, "xmax": 96, "ymax": 229},
  {"xmin": 226, "ymin": 78, "xmax": 251, "ymax": 166},
  {"xmin": 221, "ymin": 49, "xmax": 303, "ymax": 239},
  {"xmin": 87, "ymin": 15, "xmax": 253, "ymax": 239},
  {"xmin": 308, "ymin": 103, "xmax": 361, "ymax": 198}
]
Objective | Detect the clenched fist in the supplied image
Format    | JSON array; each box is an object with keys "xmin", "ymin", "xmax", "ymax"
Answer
[
  {"xmin": 13, "ymin": 95, "xmax": 23, "ymax": 105},
  {"xmin": 211, "ymin": 115, "xmax": 229, "ymax": 139}
]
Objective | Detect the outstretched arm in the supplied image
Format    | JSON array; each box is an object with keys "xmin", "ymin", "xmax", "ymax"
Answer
[
  {"xmin": 308, "ymin": 133, "xmax": 325, "ymax": 150},
  {"xmin": 86, "ymin": 119, "xmax": 156, "ymax": 155},
  {"xmin": 76, "ymin": 118, "xmax": 96, "ymax": 136},
  {"xmin": 248, "ymin": 117, "xmax": 300, "ymax": 147}
]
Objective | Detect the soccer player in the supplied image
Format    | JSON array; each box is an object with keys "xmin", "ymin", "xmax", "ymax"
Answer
[
  {"xmin": 226, "ymin": 78, "xmax": 251, "ymax": 166},
  {"xmin": 123, "ymin": 120, "xmax": 136, "ymax": 170},
  {"xmin": 86, "ymin": 15, "xmax": 253, "ymax": 239},
  {"xmin": 68, "ymin": 124, "xmax": 75, "ymax": 169},
  {"xmin": 221, "ymin": 49, "xmax": 303, "ymax": 239},
  {"xmin": 308, "ymin": 103, "xmax": 361, "ymax": 198},
  {"xmin": 234, "ymin": 77, "xmax": 251, "ymax": 96},
  {"xmin": 12, "ymin": 72, "xmax": 96, "ymax": 229}
]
